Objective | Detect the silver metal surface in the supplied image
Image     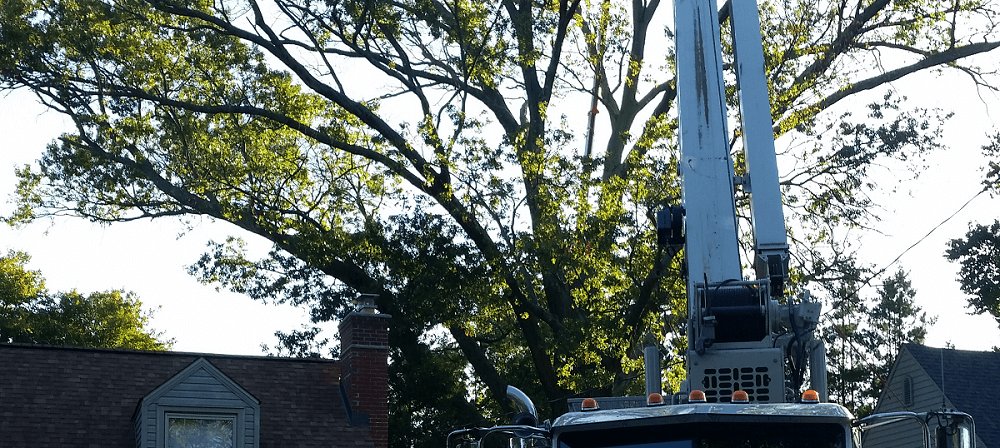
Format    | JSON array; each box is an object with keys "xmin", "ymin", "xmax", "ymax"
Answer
[
  {"xmin": 673, "ymin": 0, "xmax": 742, "ymax": 287},
  {"xmin": 644, "ymin": 345, "xmax": 662, "ymax": 397},
  {"xmin": 729, "ymin": 0, "xmax": 790, "ymax": 273},
  {"xmin": 507, "ymin": 386, "xmax": 538, "ymax": 420},
  {"xmin": 809, "ymin": 340, "xmax": 828, "ymax": 402},
  {"xmin": 553, "ymin": 402, "xmax": 855, "ymax": 429}
]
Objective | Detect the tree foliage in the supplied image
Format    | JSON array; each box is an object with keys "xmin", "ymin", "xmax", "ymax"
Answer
[
  {"xmin": 946, "ymin": 219, "xmax": 1000, "ymax": 327},
  {"xmin": 984, "ymin": 133, "xmax": 1000, "ymax": 193},
  {"xmin": 0, "ymin": 250, "xmax": 172, "ymax": 350},
  {"xmin": 822, "ymin": 267, "xmax": 933, "ymax": 417},
  {"xmin": 945, "ymin": 134, "xmax": 1000, "ymax": 330},
  {"xmin": 2, "ymin": 0, "xmax": 999, "ymax": 445}
]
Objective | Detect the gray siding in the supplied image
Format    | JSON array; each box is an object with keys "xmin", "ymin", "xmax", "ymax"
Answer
[
  {"xmin": 156, "ymin": 369, "xmax": 249, "ymax": 408},
  {"xmin": 133, "ymin": 358, "xmax": 260, "ymax": 448},
  {"xmin": 244, "ymin": 409, "xmax": 256, "ymax": 447},
  {"xmin": 864, "ymin": 349, "xmax": 944, "ymax": 448},
  {"xmin": 864, "ymin": 346, "xmax": 988, "ymax": 448},
  {"xmin": 134, "ymin": 404, "xmax": 144, "ymax": 448},
  {"xmin": 136, "ymin": 402, "xmax": 158, "ymax": 448}
]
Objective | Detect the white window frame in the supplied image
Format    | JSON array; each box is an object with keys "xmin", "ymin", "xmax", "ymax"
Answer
[{"xmin": 157, "ymin": 406, "xmax": 245, "ymax": 448}]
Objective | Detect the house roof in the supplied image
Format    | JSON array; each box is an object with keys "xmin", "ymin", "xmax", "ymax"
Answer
[
  {"xmin": 0, "ymin": 343, "xmax": 375, "ymax": 448},
  {"xmin": 903, "ymin": 343, "xmax": 1000, "ymax": 448}
]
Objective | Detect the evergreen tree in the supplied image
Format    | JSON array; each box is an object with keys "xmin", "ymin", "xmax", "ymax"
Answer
[{"xmin": 823, "ymin": 268, "xmax": 933, "ymax": 417}]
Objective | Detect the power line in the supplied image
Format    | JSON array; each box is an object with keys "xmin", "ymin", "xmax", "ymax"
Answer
[
  {"xmin": 867, "ymin": 187, "xmax": 987, "ymax": 285},
  {"xmin": 821, "ymin": 187, "xmax": 988, "ymax": 409}
]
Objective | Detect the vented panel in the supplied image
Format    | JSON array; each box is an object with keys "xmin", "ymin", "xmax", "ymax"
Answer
[{"xmin": 699, "ymin": 365, "xmax": 773, "ymax": 403}]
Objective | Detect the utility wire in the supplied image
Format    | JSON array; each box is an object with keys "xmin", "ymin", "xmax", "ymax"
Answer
[
  {"xmin": 869, "ymin": 187, "xmax": 988, "ymax": 283},
  {"xmin": 820, "ymin": 186, "xmax": 987, "ymax": 317},
  {"xmin": 825, "ymin": 186, "xmax": 988, "ymax": 411},
  {"xmin": 825, "ymin": 186, "xmax": 991, "ymax": 301}
]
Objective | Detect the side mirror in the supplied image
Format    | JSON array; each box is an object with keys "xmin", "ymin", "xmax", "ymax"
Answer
[
  {"xmin": 933, "ymin": 412, "xmax": 974, "ymax": 448},
  {"xmin": 854, "ymin": 410, "xmax": 975, "ymax": 448}
]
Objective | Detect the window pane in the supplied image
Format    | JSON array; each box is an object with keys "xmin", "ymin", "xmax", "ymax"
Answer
[{"xmin": 167, "ymin": 417, "xmax": 234, "ymax": 448}]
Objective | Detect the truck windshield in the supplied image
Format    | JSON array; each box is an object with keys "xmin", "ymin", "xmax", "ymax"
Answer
[{"xmin": 558, "ymin": 422, "xmax": 846, "ymax": 448}]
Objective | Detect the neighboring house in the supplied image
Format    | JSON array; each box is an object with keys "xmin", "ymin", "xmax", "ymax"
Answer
[
  {"xmin": 0, "ymin": 308, "xmax": 389, "ymax": 448},
  {"xmin": 863, "ymin": 343, "xmax": 999, "ymax": 448}
]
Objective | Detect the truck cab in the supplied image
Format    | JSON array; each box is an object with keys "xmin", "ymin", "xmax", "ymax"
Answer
[
  {"xmin": 445, "ymin": 388, "xmax": 973, "ymax": 448},
  {"xmin": 554, "ymin": 398, "xmax": 854, "ymax": 448}
]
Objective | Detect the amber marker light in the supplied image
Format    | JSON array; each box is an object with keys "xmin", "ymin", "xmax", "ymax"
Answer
[
  {"xmin": 688, "ymin": 390, "xmax": 707, "ymax": 403},
  {"xmin": 802, "ymin": 390, "xmax": 820, "ymax": 403},
  {"xmin": 581, "ymin": 398, "xmax": 599, "ymax": 411},
  {"xmin": 647, "ymin": 393, "xmax": 665, "ymax": 406},
  {"xmin": 732, "ymin": 390, "xmax": 749, "ymax": 403}
]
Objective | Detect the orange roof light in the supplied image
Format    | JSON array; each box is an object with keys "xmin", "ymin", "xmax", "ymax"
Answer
[
  {"xmin": 802, "ymin": 390, "xmax": 820, "ymax": 403},
  {"xmin": 689, "ymin": 390, "xmax": 707, "ymax": 403},
  {"xmin": 647, "ymin": 393, "xmax": 665, "ymax": 406},
  {"xmin": 581, "ymin": 398, "xmax": 600, "ymax": 411},
  {"xmin": 731, "ymin": 390, "xmax": 749, "ymax": 403}
]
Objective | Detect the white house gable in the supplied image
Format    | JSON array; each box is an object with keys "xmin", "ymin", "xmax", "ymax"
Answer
[{"xmin": 865, "ymin": 344, "xmax": 995, "ymax": 448}]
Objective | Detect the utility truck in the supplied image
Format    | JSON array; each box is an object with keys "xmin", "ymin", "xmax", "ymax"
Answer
[{"xmin": 447, "ymin": 0, "xmax": 976, "ymax": 447}]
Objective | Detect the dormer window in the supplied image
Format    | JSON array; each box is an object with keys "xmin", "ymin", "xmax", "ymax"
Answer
[
  {"xmin": 166, "ymin": 413, "xmax": 237, "ymax": 448},
  {"xmin": 135, "ymin": 358, "xmax": 259, "ymax": 448}
]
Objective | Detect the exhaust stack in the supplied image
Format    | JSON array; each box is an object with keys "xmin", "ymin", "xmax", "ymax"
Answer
[{"xmin": 507, "ymin": 386, "xmax": 537, "ymax": 423}]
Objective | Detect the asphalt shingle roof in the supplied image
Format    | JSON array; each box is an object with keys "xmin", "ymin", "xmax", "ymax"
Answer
[
  {"xmin": 0, "ymin": 343, "xmax": 374, "ymax": 448},
  {"xmin": 904, "ymin": 343, "xmax": 1000, "ymax": 448}
]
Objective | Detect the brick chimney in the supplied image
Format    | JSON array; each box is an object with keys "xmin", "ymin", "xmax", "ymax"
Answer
[{"xmin": 339, "ymin": 299, "xmax": 390, "ymax": 448}]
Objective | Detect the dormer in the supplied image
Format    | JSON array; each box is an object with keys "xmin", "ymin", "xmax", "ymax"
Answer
[{"xmin": 134, "ymin": 357, "xmax": 261, "ymax": 448}]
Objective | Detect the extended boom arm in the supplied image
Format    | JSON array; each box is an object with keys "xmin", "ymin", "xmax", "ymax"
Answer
[{"xmin": 660, "ymin": 0, "xmax": 822, "ymax": 404}]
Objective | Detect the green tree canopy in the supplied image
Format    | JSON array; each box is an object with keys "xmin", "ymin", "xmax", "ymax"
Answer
[
  {"xmin": 946, "ymin": 220, "xmax": 1000, "ymax": 328},
  {"xmin": 945, "ymin": 134, "xmax": 1000, "ymax": 331},
  {"xmin": 0, "ymin": 249, "xmax": 172, "ymax": 350},
  {"xmin": 2, "ymin": 0, "xmax": 999, "ymax": 445}
]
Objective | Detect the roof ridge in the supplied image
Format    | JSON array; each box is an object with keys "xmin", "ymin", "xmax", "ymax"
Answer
[
  {"xmin": 904, "ymin": 342, "xmax": 1000, "ymax": 356},
  {"xmin": 0, "ymin": 342, "xmax": 338, "ymax": 363}
]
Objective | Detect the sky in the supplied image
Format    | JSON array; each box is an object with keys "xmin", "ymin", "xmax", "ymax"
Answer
[
  {"xmin": 2, "ymin": 53, "xmax": 999, "ymax": 357},
  {"xmin": 839, "ymin": 69, "xmax": 1000, "ymax": 351},
  {"xmin": 0, "ymin": 89, "xmax": 317, "ymax": 355}
]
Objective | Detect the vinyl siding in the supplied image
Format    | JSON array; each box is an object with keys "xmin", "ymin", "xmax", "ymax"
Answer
[
  {"xmin": 156, "ymin": 368, "xmax": 249, "ymax": 408},
  {"xmin": 863, "ymin": 346, "xmax": 989, "ymax": 448},
  {"xmin": 863, "ymin": 349, "xmax": 943, "ymax": 448},
  {"xmin": 134, "ymin": 359, "xmax": 259, "ymax": 448}
]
